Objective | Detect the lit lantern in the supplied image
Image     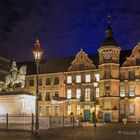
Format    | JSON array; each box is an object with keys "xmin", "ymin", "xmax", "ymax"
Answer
[{"xmin": 32, "ymin": 39, "xmax": 43, "ymax": 62}]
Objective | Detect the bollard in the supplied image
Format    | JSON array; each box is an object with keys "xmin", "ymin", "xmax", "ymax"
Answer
[
  {"xmin": 31, "ymin": 113, "xmax": 34, "ymax": 132},
  {"xmin": 73, "ymin": 116, "xmax": 74, "ymax": 128},
  {"xmin": 49, "ymin": 116, "xmax": 51, "ymax": 129},
  {"xmin": 6, "ymin": 113, "xmax": 8, "ymax": 130},
  {"xmin": 63, "ymin": 115, "xmax": 64, "ymax": 128}
]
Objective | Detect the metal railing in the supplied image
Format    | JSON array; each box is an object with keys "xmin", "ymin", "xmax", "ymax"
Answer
[{"xmin": 0, "ymin": 114, "xmax": 82, "ymax": 131}]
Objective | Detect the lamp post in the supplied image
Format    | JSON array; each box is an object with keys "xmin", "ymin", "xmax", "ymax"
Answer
[
  {"xmin": 32, "ymin": 39, "xmax": 43, "ymax": 135},
  {"xmin": 93, "ymin": 82, "xmax": 98, "ymax": 127}
]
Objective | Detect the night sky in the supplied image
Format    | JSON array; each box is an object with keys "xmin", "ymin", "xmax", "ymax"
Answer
[{"xmin": 0, "ymin": 0, "xmax": 140, "ymax": 61}]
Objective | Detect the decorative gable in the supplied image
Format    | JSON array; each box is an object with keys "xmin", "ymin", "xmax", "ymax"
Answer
[
  {"xmin": 68, "ymin": 49, "xmax": 96, "ymax": 71},
  {"xmin": 123, "ymin": 42, "xmax": 140, "ymax": 66}
]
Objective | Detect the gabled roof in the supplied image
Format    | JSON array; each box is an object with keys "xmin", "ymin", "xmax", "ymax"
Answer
[
  {"xmin": 17, "ymin": 49, "xmax": 132, "ymax": 75},
  {"xmin": 68, "ymin": 49, "xmax": 96, "ymax": 71}
]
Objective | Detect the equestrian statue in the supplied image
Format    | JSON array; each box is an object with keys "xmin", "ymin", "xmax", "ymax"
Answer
[{"xmin": 2, "ymin": 61, "xmax": 27, "ymax": 91}]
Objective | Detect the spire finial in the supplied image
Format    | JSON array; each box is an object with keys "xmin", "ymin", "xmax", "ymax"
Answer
[
  {"xmin": 107, "ymin": 13, "xmax": 111, "ymax": 24},
  {"xmin": 35, "ymin": 38, "xmax": 40, "ymax": 48}
]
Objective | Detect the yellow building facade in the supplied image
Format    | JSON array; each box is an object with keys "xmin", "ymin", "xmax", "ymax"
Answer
[{"xmin": 23, "ymin": 21, "xmax": 140, "ymax": 123}]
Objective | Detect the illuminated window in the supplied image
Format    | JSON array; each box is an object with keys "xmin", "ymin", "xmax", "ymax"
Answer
[
  {"xmin": 76, "ymin": 88, "xmax": 81, "ymax": 99},
  {"xmin": 46, "ymin": 78, "xmax": 51, "ymax": 85},
  {"xmin": 76, "ymin": 75, "xmax": 81, "ymax": 83},
  {"xmin": 129, "ymin": 86, "xmax": 135, "ymax": 97},
  {"xmin": 67, "ymin": 89, "xmax": 72, "ymax": 99},
  {"xmin": 120, "ymin": 86, "xmax": 125, "ymax": 97},
  {"xmin": 96, "ymin": 88, "xmax": 99, "ymax": 98},
  {"xmin": 77, "ymin": 105, "xmax": 80, "ymax": 115},
  {"xmin": 54, "ymin": 77, "xmax": 59, "ymax": 85},
  {"xmin": 85, "ymin": 88, "xmax": 90, "ymax": 101},
  {"xmin": 85, "ymin": 74, "xmax": 91, "ymax": 82},
  {"xmin": 29, "ymin": 79, "xmax": 34, "ymax": 86},
  {"xmin": 129, "ymin": 104, "xmax": 135, "ymax": 115},
  {"xmin": 54, "ymin": 106, "xmax": 59, "ymax": 115},
  {"xmin": 67, "ymin": 105, "xmax": 71, "ymax": 115},
  {"xmin": 46, "ymin": 106, "xmax": 50, "ymax": 115},
  {"xmin": 95, "ymin": 74, "xmax": 100, "ymax": 81},
  {"xmin": 67, "ymin": 76, "xmax": 72, "ymax": 84}
]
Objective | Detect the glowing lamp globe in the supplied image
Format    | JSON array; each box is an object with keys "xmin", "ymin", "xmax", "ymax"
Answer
[{"xmin": 32, "ymin": 39, "xmax": 43, "ymax": 62}]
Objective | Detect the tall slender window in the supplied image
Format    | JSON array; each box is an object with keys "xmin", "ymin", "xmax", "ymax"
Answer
[
  {"xmin": 29, "ymin": 79, "xmax": 34, "ymax": 86},
  {"xmin": 120, "ymin": 104, "xmax": 125, "ymax": 115},
  {"xmin": 54, "ymin": 106, "xmax": 59, "ymax": 115},
  {"xmin": 120, "ymin": 86, "xmax": 125, "ymax": 97},
  {"xmin": 77, "ymin": 105, "xmax": 80, "ymax": 115},
  {"xmin": 38, "ymin": 92, "xmax": 42, "ymax": 101},
  {"xmin": 95, "ymin": 74, "xmax": 100, "ymax": 81},
  {"xmin": 45, "ymin": 92, "xmax": 50, "ymax": 101},
  {"xmin": 85, "ymin": 88, "xmax": 90, "ymax": 101},
  {"xmin": 67, "ymin": 105, "xmax": 71, "ymax": 115},
  {"xmin": 85, "ymin": 74, "xmax": 91, "ymax": 82},
  {"xmin": 67, "ymin": 76, "xmax": 72, "ymax": 84},
  {"xmin": 46, "ymin": 106, "xmax": 50, "ymax": 115},
  {"xmin": 76, "ymin": 75, "xmax": 81, "ymax": 83},
  {"xmin": 129, "ymin": 86, "xmax": 135, "ymax": 97},
  {"xmin": 96, "ymin": 88, "xmax": 99, "ymax": 98},
  {"xmin": 129, "ymin": 104, "xmax": 135, "ymax": 115},
  {"xmin": 76, "ymin": 88, "xmax": 81, "ymax": 99},
  {"xmin": 67, "ymin": 89, "xmax": 72, "ymax": 99}
]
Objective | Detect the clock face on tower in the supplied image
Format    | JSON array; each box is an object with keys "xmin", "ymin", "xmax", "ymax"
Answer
[{"xmin": 104, "ymin": 53, "xmax": 111, "ymax": 60}]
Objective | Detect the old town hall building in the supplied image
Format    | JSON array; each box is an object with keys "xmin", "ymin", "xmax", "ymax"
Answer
[{"xmin": 21, "ymin": 20, "xmax": 140, "ymax": 123}]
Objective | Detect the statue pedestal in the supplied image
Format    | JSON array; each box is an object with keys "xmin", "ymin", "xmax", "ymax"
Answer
[{"xmin": 0, "ymin": 91, "xmax": 36, "ymax": 115}]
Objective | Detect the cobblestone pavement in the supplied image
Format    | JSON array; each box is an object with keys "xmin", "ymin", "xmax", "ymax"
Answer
[{"xmin": 0, "ymin": 123, "xmax": 140, "ymax": 140}]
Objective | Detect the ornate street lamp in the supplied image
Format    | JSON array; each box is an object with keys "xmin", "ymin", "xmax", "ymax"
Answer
[
  {"xmin": 93, "ymin": 82, "xmax": 98, "ymax": 127},
  {"xmin": 32, "ymin": 39, "xmax": 43, "ymax": 135}
]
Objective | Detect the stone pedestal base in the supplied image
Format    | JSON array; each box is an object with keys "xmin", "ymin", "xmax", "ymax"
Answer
[{"xmin": 0, "ymin": 91, "xmax": 35, "ymax": 115}]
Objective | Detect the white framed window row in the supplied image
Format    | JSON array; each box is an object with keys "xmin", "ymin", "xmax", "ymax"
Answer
[
  {"xmin": 76, "ymin": 75, "xmax": 81, "ymax": 83},
  {"xmin": 76, "ymin": 88, "xmax": 81, "ymax": 99},
  {"xmin": 67, "ymin": 89, "xmax": 72, "ymax": 99},
  {"xmin": 67, "ymin": 76, "xmax": 72, "ymax": 84},
  {"xmin": 85, "ymin": 74, "xmax": 91, "ymax": 83}
]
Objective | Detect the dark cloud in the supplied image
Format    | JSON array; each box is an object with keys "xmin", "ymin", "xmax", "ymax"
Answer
[{"xmin": 0, "ymin": 0, "xmax": 140, "ymax": 61}]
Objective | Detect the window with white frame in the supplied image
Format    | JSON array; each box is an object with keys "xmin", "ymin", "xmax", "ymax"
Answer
[
  {"xmin": 76, "ymin": 75, "xmax": 81, "ymax": 83},
  {"xmin": 85, "ymin": 74, "xmax": 91, "ymax": 82},
  {"xmin": 85, "ymin": 88, "xmax": 90, "ymax": 101},
  {"xmin": 95, "ymin": 74, "xmax": 100, "ymax": 81},
  {"xmin": 120, "ymin": 86, "xmax": 125, "ymax": 97},
  {"xmin": 96, "ymin": 87, "xmax": 99, "ymax": 98},
  {"xmin": 129, "ymin": 104, "xmax": 135, "ymax": 115},
  {"xmin": 67, "ymin": 76, "xmax": 72, "ymax": 84},
  {"xmin": 67, "ymin": 89, "xmax": 72, "ymax": 99},
  {"xmin": 76, "ymin": 88, "xmax": 81, "ymax": 99},
  {"xmin": 67, "ymin": 105, "xmax": 71, "ymax": 115},
  {"xmin": 129, "ymin": 86, "xmax": 135, "ymax": 97},
  {"xmin": 77, "ymin": 105, "xmax": 80, "ymax": 115}
]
